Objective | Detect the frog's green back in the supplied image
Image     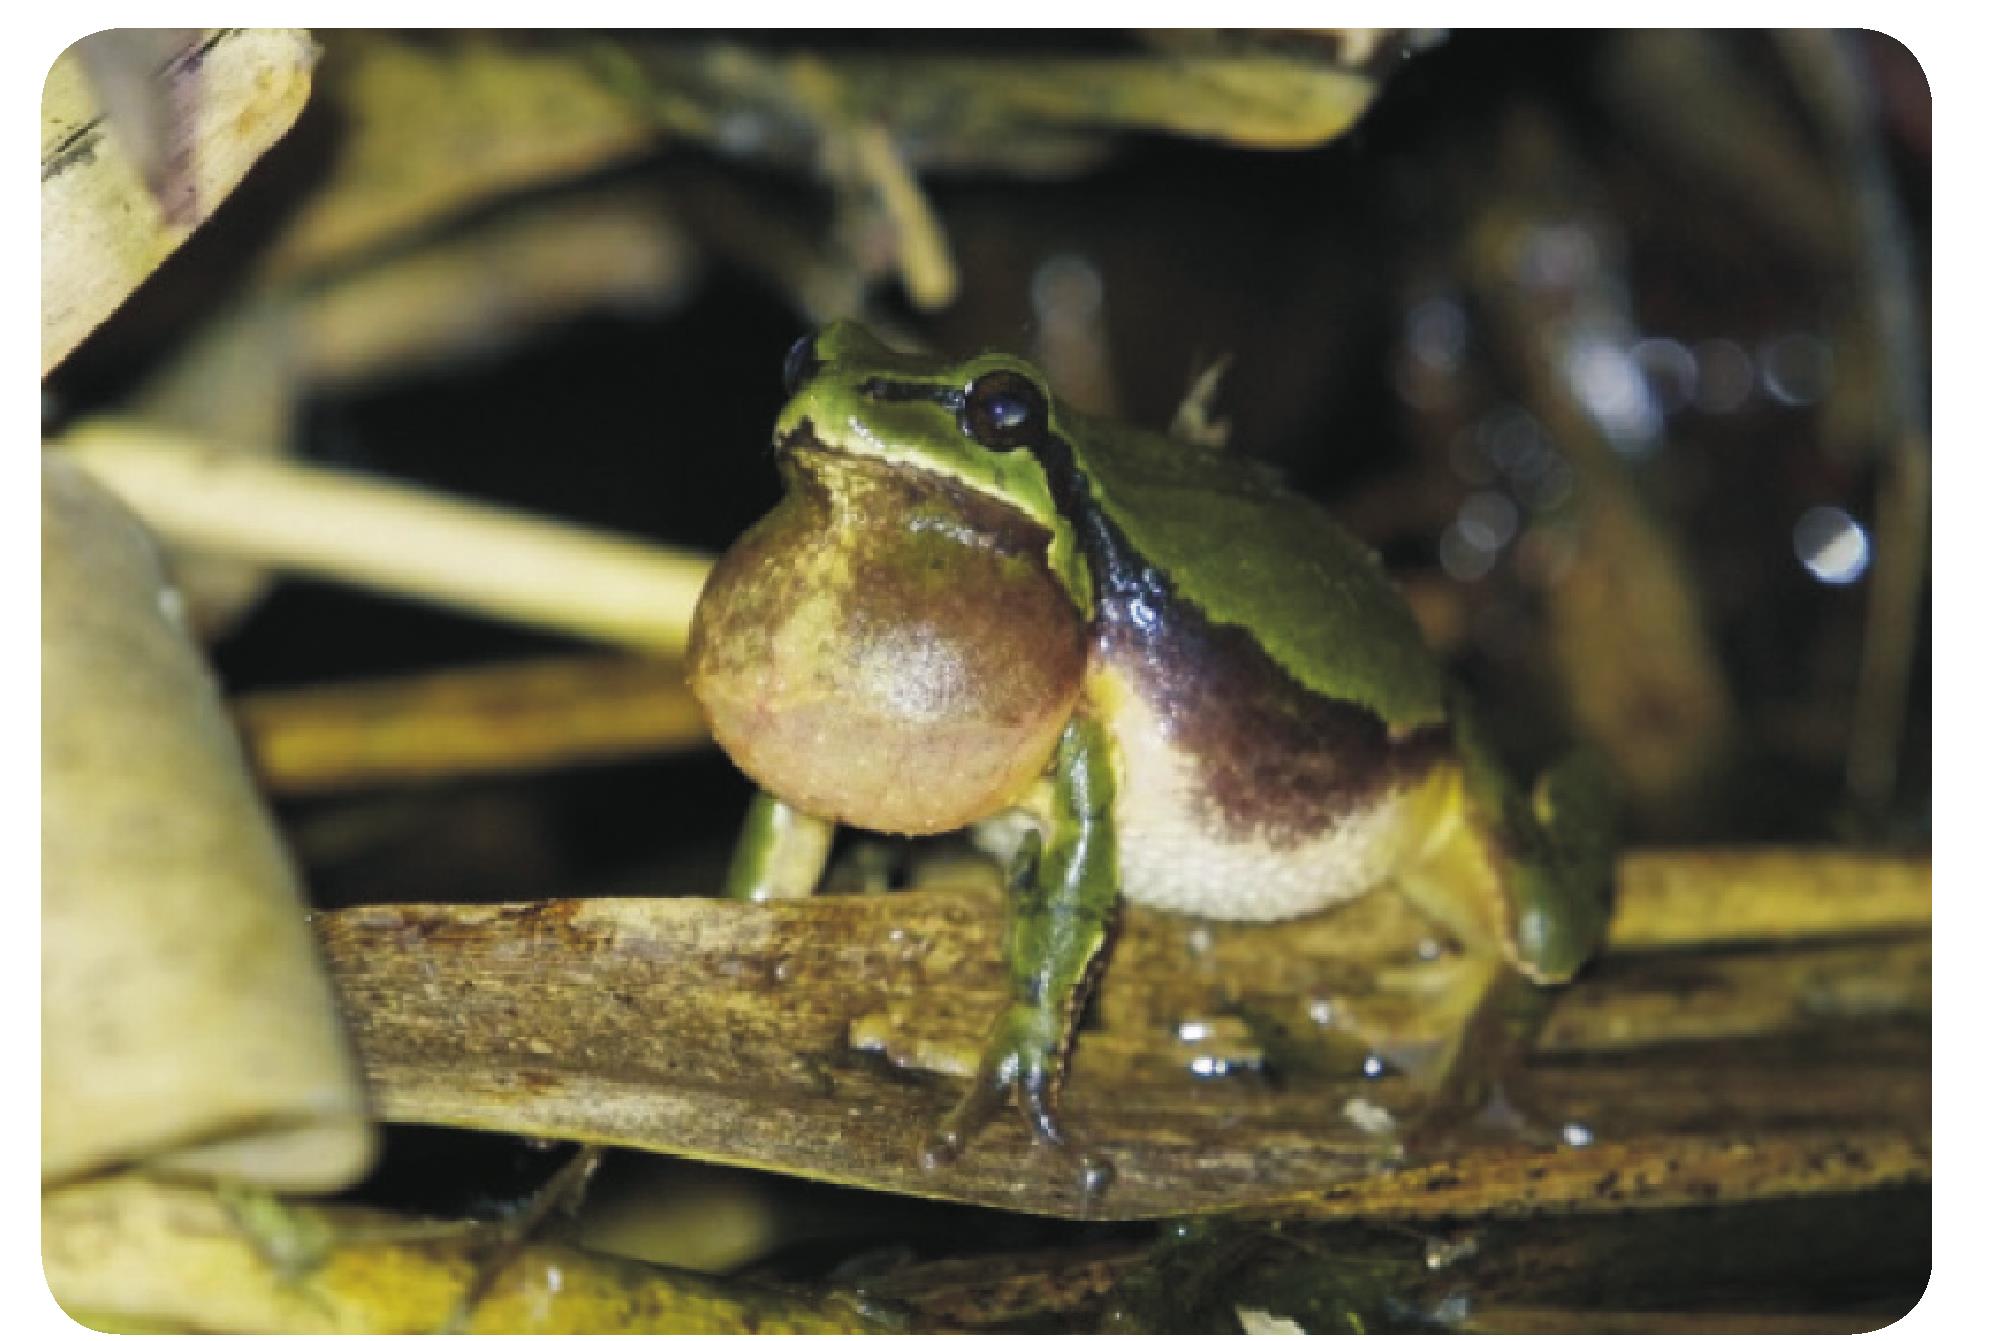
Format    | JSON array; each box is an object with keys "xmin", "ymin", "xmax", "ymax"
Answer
[{"xmin": 1069, "ymin": 415, "xmax": 1447, "ymax": 733}]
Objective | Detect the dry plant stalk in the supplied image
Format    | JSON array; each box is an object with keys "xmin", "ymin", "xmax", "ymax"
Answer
[
  {"xmin": 314, "ymin": 847, "xmax": 1928, "ymax": 1221},
  {"xmin": 59, "ymin": 420, "xmax": 713, "ymax": 654},
  {"xmin": 1607, "ymin": 847, "xmax": 1929, "ymax": 946},
  {"xmin": 234, "ymin": 654, "xmax": 708, "ymax": 795}
]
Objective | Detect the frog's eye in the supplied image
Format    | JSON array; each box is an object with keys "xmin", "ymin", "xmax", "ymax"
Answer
[
  {"xmin": 782, "ymin": 333, "xmax": 822, "ymax": 396},
  {"xmin": 959, "ymin": 370, "xmax": 1049, "ymax": 451}
]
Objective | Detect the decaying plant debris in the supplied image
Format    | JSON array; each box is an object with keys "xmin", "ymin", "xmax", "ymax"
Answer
[
  {"xmin": 41, "ymin": 30, "xmax": 317, "ymax": 374},
  {"xmin": 44, "ymin": 1174, "xmax": 892, "ymax": 1333}
]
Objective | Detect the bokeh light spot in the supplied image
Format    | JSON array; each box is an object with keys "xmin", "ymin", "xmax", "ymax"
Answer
[
  {"xmin": 1693, "ymin": 338, "xmax": 1756, "ymax": 413},
  {"xmin": 1792, "ymin": 505, "xmax": 1871, "ymax": 584}
]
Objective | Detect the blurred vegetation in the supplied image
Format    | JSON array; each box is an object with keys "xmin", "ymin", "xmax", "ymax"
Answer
[{"xmin": 42, "ymin": 28, "xmax": 1928, "ymax": 1333}]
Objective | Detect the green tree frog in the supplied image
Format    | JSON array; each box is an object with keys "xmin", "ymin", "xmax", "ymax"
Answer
[{"xmin": 688, "ymin": 322, "xmax": 1614, "ymax": 1161}]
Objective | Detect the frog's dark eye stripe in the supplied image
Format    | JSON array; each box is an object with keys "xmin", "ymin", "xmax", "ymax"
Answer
[
  {"xmin": 782, "ymin": 334, "xmax": 823, "ymax": 396},
  {"xmin": 857, "ymin": 377, "xmax": 960, "ymax": 408},
  {"xmin": 960, "ymin": 370, "xmax": 1049, "ymax": 452}
]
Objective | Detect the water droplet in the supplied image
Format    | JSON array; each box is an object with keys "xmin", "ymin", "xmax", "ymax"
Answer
[
  {"xmin": 1561, "ymin": 1120, "xmax": 1595, "ymax": 1148},
  {"xmin": 1793, "ymin": 506, "xmax": 1871, "ymax": 585},
  {"xmin": 919, "ymin": 1129, "xmax": 963, "ymax": 1170},
  {"xmin": 1361, "ymin": 1053, "xmax": 1388, "ymax": 1080},
  {"xmin": 1343, "ymin": 1096, "xmax": 1397, "ymax": 1135},
  {"xmin": 1425, "ymin": 1232, "xmax": 1480, "ymax": 1270},
  {"xmin": 1176, "ymin": 1019, "xmax": 1216, "ymax": 1043},
  {"xmin": 1430, "ymin": 1294, "xmax": 1472, "ymax": 1326},
  {"xmin": 1075, "ymin": 1154, "xmax": 1117, "ymax": 1202},
  {"xmin": 1307, "ymin": 996, "xmax": 1339, "ymax": 1026}
]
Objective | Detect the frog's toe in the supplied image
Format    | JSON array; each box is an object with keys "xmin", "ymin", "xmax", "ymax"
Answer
[
  {"xmin": 1403, "ymin": 1074, "xmax": 1582, "ymax": 1162},
  {"xmin": 1018, "ymin": 1054, "xmax": 1068, "ymax": 1146},
  {"xmin": 1465, "ymin": 1084, "xmax": 1559, "ymax": 1146},
  {"xmin": 922, "ymin": 1083, "xmax": 1000, "ymax": 1168},
  {"xmin": 922, "ymin": 1005, "xmax": 1071, "ymax": 1165}
]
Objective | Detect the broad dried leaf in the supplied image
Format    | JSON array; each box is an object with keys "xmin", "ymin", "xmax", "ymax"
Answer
[
  {"xmin": 268, "ymin": 33, "xmax": 656, "ymax": 275},
  {"xmin": 42, "ymin": 458, "xmax": 371, "ymax": 1190}
]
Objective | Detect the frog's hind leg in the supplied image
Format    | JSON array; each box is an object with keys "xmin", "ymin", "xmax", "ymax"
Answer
[
  {"xmin": 1445, "ymin": 691, "xmax": 1618, "ymax": 986},
  {"xmin": 1383, "ymin": 797, "xmax": 1549, "ymax": 1146},
  {"xmin": 1385, "ymin": 736, "xmax": 1616, "ymax": 1152}
]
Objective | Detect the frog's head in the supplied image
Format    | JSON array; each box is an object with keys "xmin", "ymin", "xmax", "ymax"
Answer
[
  {"xmin": 687, "ymin": 322, "xmax": 1095, "ymax": 831},
  {"xmin": 773, "ymin": 321, "xmax": 1077, "ymax": 542}
]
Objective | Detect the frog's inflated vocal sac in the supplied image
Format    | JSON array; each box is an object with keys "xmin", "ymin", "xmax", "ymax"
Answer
[{"xmin": 688, "ymin": 322, "xmax": 1614, "ymax": 1159}]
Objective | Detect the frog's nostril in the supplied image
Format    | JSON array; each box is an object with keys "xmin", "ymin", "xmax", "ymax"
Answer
[{"xmin": 782, "ymin": 333, "xmax": 821, "ymax": 396}]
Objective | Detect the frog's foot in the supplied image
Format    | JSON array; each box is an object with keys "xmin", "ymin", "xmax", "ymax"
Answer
[
  {"xmin": 1400, "ymin": 1065, "xmax": 1594, "ymax": 1165},
  {"xmin": 921, "ymin": 1008, "xmax": 1119, "ymax": 1208},
  {"xmin": 442, "ymin": 1143, "xmax": 605, "ymax": 1332},
  {"xmin": 922, "ymin": 1004, "xmax": 1072, "ymax": 1167}
]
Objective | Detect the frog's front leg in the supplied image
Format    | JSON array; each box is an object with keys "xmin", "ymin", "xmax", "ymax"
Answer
[
  {"xmin": 927, "ymin": 716, "xmax": 1118, "ymax": 1162},
  {"xmin": 722, "ymin": 791, "xmax": 836, "ymax": 901}
]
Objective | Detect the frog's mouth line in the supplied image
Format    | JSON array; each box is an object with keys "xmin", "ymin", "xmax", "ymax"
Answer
[
  {"xmin": 775, "ymin": 417, "xmax": 953, "ymax": 493},
  {"xmin": 775, "ymin": 419, "xmax": 892, "ymax": 480},
  {"xmin": 776, "ymin": 418, "xmax": 950, "ymax": 485}
]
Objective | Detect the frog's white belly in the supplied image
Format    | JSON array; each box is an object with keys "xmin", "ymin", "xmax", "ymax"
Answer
[{"xmin": 1098, "ymin": 681, "xmax": 1423, "ymax": 922}]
